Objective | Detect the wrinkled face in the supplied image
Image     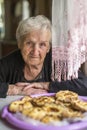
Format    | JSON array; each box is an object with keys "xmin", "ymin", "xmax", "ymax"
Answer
[{"xmin": 18, "ymin": 29, "xmax": 51, "ymax": 66}]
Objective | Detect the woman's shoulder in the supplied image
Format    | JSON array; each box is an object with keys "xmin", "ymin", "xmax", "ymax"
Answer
[{"xmin": 0, "ymin": 49, "xmax": 23, "ymax": 64}]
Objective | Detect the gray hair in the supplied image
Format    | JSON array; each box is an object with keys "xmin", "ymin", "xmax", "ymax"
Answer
[{"xmin": 16, "ymin": 15, "xmax": 52, "ymax": 41}]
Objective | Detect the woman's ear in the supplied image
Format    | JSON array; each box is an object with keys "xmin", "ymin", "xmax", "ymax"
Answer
[
  {"xmin": 47, "ymin": 48, "xmax": 50, "ymax": 53},
  {"xmin": 47, "ymin": 44, "xmax": 51, "ymax": 53},
  {"xmin": 18, "ymin": 43, "xmax": 20, "ymax": 49},
  {"xmin": 17, "ymin": 37, "xmax": 24, "ymax": 49},
  {"xmin": 18, "ymin": 42, "xmax": 21, "ymax": 49}
]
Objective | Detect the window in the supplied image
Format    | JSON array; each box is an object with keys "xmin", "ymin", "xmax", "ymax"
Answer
[{"xmin": 0, "ymin": 0, "xmax": 5, "ymax": 39}]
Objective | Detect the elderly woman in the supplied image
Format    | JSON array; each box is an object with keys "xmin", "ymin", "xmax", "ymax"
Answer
[{"xmin": 0, "ymin": 15, "xmax": 87, "ymax": 98}]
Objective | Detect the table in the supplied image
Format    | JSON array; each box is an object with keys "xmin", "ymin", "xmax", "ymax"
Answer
[{"xmin": 0, "ymin": 96, "xmax": 23, "ymax": 130}]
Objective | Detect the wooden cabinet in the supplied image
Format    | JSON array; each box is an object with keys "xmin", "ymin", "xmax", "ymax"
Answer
[{"xmin": 0, "ymin": 42, "xmax": 18, "ymax": 57}]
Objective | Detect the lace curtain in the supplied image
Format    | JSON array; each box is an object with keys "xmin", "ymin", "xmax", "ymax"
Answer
[{"xmin": 52, "ymin": 0, "xmax": 87, "ymax": 81}]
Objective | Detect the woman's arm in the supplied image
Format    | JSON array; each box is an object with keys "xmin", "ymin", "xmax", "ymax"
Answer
[
  {"xmin": 0, "ymin": 83, "xmax": 8, "ymax": 98},
  {"xmin": 1, "ymin": 70, "xmax": 87, "ymax": 97},
  {"xmin": 49, "ymin": 70, "xmax": 87, "ymax": 96},
  {"xmin": 23, "ymin": 71, "xmax": 87, "ymax": 96},
  {"xmin": 15, "ymin": 82, "xmax": 49, "ymax": 95}
]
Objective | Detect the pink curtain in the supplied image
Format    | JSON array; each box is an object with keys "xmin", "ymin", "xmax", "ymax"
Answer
[{"xmin": 52, "ymin": 0, "xmax": 87, "ymax": 81}]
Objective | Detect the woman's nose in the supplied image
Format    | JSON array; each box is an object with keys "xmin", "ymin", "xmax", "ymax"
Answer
[{"xmin": 32, "ymin": 45, "xmax": 39, "ymax": 55}]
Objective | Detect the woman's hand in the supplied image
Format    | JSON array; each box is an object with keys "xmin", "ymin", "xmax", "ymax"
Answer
[
  {"xmin": 22, "ymin": 87, "xmax": 48, "ymax": 95},
  {"xmin": 21, "ymin": 82, "xmax": 49, "ymax": 95},
  {"xmin": 7, "ymin": 82, "xmax": 49, "ymax": 95},
  {"xmin": 16, "ymin": 82, "xmax": 50, "ymax": 95},
  {"xmin": 7, "ymin": 84, "xmax": 24, "ymax": 95},
  {"xmin": 23, "ymin": 82, "xmax": 49, "ymax": 90}
]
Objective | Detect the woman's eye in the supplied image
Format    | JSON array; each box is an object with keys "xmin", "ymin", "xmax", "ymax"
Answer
[
  {"xmin": 25, "ymin": 41, "xmax": 33, "ymax": 46},
  {"xmin": 40, "ymin": 43, "xmax": 46, "ymax": 47},
  {"xmin": 26, "ymin": 41, "xmax": 31, "ymax": 45}
]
